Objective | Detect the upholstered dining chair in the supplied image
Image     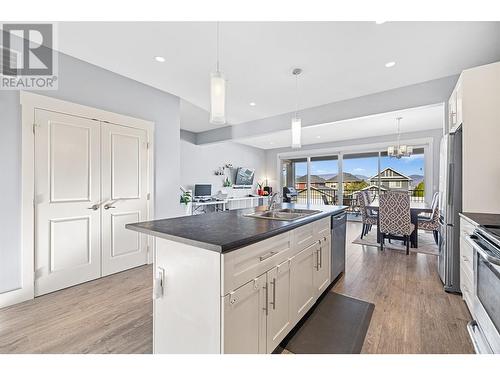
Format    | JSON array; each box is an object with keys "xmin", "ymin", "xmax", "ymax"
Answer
[
  {"xmin": 418, "ymin": 194, "xmax": 440, "ymax": 244},
  {"xmin": 359, "ymin": 191, "xmax": 377, "ymax": 239},
  {"xmin": 418, "ymin": 192, "xmax": 439, "ymax": 220},
  {"xmin": 379, "ymin": 191, "xmax": 415, "ymax": 254}
]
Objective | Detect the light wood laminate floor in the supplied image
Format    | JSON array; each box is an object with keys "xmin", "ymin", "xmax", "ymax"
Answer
[
  {"xmin": 333, "ymin": 222, "xmax": 474, "ymax": 354},
  {"xmin": 0, "ymin": 265, "xmax": 152, "ymax": 354},
  {"xmin": 0, "ymin": 222, "xmax": 474, "ymax": 354}
]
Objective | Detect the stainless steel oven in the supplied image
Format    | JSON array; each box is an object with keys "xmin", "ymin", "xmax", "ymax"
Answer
[{"xmin": 466, "ymin": 227, "xmax": 500, "ymax": 353}]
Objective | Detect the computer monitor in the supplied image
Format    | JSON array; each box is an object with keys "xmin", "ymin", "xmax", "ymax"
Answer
[{"xmin": 194, "ymin": 184, "xmax": 212, "ymax": 198}]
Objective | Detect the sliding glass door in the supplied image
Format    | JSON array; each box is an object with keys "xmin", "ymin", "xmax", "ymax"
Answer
[
  {"xmin": 309, "ymin": 155, "xmax": 339, "ymax": 206},
  {"xmin": 342, "ymin": 152, "xmax": 379, "ymax": 218},
  {"xmin": 281, "ymin": 157, "xmax": 308, "ymax": 203},
  {"xmin": 280, "ymin": 147, "xmax": 427, "ymax": 217}
]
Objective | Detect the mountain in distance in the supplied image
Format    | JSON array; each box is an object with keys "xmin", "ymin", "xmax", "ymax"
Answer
[
  {"xmin": 315, "ymin": 173, "xmax": 370, "ymax": 181},
  {"xmin": 409, "ymin": 174, "xmax": 424, "ymax": 187},
  {"xmin": 354, "ymin": 174, "xmax": 369, "ymax": 181},
  {"xmin": 316, "ymin": 173, "xmax": 337, "ymax": 180}
]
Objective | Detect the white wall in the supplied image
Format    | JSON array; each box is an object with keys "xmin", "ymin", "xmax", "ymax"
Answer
[
  {"xmin": 0, "ymin": 52, "xmax": 180, "ymax": 295},
  {"xmin": 180, "ymin": 140, "xmax": 267, "ymax": 198}
]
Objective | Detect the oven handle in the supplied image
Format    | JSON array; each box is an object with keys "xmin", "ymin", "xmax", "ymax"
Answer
[
  {"xmin": 467, "ymin": 320, "xmax": 493, "ymax": 354},
  {"xmin": 466, "ymin": 235, "xmax": 500, "ymax": 266}
]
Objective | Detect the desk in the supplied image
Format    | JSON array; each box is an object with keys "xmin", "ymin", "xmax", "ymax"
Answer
[
  {"xmin": 367, "ymin": 199, "xmax": 431, "ymax": 248},
  {"xmin": 191, "ymin": 199, "xmax": 228, "ymax": 215}
]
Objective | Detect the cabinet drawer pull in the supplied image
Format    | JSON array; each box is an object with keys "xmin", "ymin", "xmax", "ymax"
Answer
[
  {"xmin": 259, "ymin": 251, "xmax": 276, "ymax": 262},
  {"xmin": 270, "ymin": 278, "xmax": 276, "ymax": 310}
]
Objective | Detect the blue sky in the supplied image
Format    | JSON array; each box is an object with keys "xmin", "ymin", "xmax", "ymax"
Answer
[{"xmin": 294, "ymin": 154, "xmax": 424, "ymax": 178}]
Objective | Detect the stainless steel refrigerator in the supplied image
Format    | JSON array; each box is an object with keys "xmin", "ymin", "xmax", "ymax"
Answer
[{"xmin": 438, "ymin": 126, "xmax": 462, "ymax": 293}]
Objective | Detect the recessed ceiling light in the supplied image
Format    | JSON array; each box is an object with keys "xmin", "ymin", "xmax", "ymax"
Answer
[
  {"xmin": 375, "ymin": 21, "xmax": 386, "ymax": 25},
  {"xmin": 316, "ymin": 135, "xmax": 321, "ymax": 139},
  {"xmin": 155, "ymin": 56, "xmax": 166, "ymax": 62},
  {"xmin": 270, "ymin": 141, "xmax": 274, "ymax": 145},
  {"xmin": 385, "ymin": 61, "xmax": 396, "ymax": 68},
  {"xmin": 249, "ymin": 102, "xmax": 256, "ymax": 106}
]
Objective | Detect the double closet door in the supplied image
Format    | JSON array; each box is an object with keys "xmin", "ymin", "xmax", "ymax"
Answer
[{"xmin": 34, "ymin": 109, "xmax": 150, "ymax": 296}]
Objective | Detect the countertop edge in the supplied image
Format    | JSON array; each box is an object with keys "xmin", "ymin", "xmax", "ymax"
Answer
[
  {"xmin": 459, "ymin": 213, "xmax": 479, "ymax": 227},
  {"xmin": 459, "ymin": 212, "xmax": 500, "ymax": 227},
  {"xmin": 124, "ymin": 223, "xmax": 223, "ymax": 252},
  {"xmin": 126, "ymin": 206, "xmax": 347, "ymax": 253}
]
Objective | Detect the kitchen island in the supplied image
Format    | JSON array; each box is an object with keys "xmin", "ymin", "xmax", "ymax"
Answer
[{"xmin": 126, "ymin": 203, "xmax": 347, "ymax": 354}]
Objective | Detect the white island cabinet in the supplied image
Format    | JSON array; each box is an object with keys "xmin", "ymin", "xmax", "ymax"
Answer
[{"xmin": 152, "ymin": 216, "xmax": 333, "ymax": 354}]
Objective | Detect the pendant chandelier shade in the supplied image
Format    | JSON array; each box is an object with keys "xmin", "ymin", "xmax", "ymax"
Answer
[
  {"xmin": 387, "ymin": 117, "xmax": 413, "ymax": 158},
  {"xmin": 210, "ymin": 22, "xmax": 226, "ymax": 125},
  {"xmin": 291, "ymin": 68, "xmax": 302, "ymax": 149}
]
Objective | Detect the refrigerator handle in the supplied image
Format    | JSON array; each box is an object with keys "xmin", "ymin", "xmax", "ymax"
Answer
[{"xmin": 448, "ymin": 163, "xmax": 454, "ymax": 209}]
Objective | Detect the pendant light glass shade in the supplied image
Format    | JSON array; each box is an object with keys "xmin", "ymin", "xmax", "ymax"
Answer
[
  {"xmin": 291, "ymin": 68, "xmax": 303, "ymax": 149},
  {"xmin": 291, "ymin": 117, "xmax": 302, "ymax": 148},
  {"xmin": 210, "ymin": 71, "xmax": 226, "ymax": 125}
]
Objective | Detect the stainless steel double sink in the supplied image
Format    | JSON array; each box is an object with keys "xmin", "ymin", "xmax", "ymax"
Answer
[{"xmin": 244, "ymin": 208, "xmax": 321, "ymax": 221}]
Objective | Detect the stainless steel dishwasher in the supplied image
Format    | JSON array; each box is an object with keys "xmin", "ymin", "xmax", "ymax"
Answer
[{"xmin": 331, "ymin": 211, "xmax": 347, "ymax": 281}]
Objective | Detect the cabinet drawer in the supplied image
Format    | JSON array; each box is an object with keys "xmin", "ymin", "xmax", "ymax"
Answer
[
  {"xmin": 460, "ymin": 233, "xmax": 474, "ymax": 277},
  {"xmin": 314, "ymin": 217, "xmax": 331, "ymax": 240},
  {"xmin": 223, "ymin": 232, "xmax": 291, "ymax": 295},
  {"xmin": 460, "ymin": 264, "xmax": 474, "ymax": 316},
  {"xmin": 293, "ymin": 222, "xmax": 316, "ymax": 251}
]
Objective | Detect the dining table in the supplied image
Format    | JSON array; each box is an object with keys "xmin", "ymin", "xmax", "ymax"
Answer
[{"xmin": 367, "ymin": 198, "xmax": 432, "ymax": 248}]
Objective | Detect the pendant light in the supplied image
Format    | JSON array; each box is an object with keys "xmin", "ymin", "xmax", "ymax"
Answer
[
  {"xmin": 210, "ymin": 22, "xmax": 226, "ymax": 125},
  {"xmin": 291, "ymin": 68, "xmax": 302, "ymax": 149},
  {"xmin": 387, "ymin": 117, "xmax": 413, "ymax": 158}
]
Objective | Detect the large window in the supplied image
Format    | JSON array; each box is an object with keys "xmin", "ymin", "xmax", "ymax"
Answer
[
  {"xmin": 281, "ymin": 158, "xmax": 308, "ymax": 204},
  {"xmin": 379, "ymin": 147, "xmax": 425, "ymax": 201},
  {"xmin": 309, "ymin": 155, "xmax": 339, "ymax": 206},
  {"xmin": 280, "ymin": 146, "xmax": 427, "ymax": 218},
  {"xmin": 342, "ymin": 152, "xmax": 379, "ymax": 214}
]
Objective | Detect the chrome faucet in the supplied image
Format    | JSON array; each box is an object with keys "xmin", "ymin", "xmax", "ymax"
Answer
[{"xmin": 268, "ymin": 192, "xmax": 281, "ymax": 211}]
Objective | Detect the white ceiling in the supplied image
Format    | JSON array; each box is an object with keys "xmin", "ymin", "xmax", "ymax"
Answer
[
  {"xmin": 233, "ymin": 104, "xmax": 444, "ymax": 149},
  {"xmin": 57, "ymin": 22, "xmax": 500, "ymax": 131}
]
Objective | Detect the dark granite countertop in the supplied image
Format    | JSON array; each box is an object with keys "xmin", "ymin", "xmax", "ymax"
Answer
[
  {"xmin": 126, "ymin": 203, "xmax": 347, "ymax": 253},
  {"xmin": 459, "ymin": 212, "xmax": 500, "ymax": 227}
]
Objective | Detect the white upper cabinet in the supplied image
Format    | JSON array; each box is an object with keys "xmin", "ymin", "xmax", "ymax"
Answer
[{"xmin": 459, "ymin": 62, "xmax": 500, "ymax": 213}]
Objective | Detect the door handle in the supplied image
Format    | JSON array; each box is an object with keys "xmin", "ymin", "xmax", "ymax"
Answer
[
  {"xmin": 104, "ymin": 204, "xmax": 116, "ymax": 210},
  {"xmin": 153, "ymin": 267, "xmax": 166, "ymax": 299},
  {"xmin": 263, "ymin": 282, "xmax": 269, "ymax": 316},
  {"xmin": 319, "ymin": 247, "xmax": 323, "ymax": 268},
  {"xmin": 270, "ymin": 278, "xmax": 276, "ymax": 310},
  {"xmin": 88, "ymin": 204, "xmax": 100, "ymax": 210}
]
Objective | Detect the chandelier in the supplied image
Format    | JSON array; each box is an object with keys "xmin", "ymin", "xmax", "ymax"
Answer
[{"xmin": 387, "ymin": 117, "xmax": 413, "ymax": 158}]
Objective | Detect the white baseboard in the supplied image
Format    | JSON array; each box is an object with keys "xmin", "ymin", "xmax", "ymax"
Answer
[{"xmin": 0, "ymin": 286, "xmax": 33, "ymax": 309}]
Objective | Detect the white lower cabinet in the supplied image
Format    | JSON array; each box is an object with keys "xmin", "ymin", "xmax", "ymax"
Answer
[
  {"xmin": 289, "ymin": 243, "xmax": 316, "ymax": 325},
  {"xmin": 266, "ymin": 260, "xmax": 292, "ymax": 352},
  {"xmin": 223, "ymin": 273, "xmax": 267, "ymax": 354},
  {"xmin": 223, "ymin": 260, "xmax": 293, "ymax": 354},
  {"xmin": 314, "ymin": 235, "xmax": 331, "ymax": 296},
  {"xmin": 459, "ymin": 217, "xmax": 476, "ymax": 316}
]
